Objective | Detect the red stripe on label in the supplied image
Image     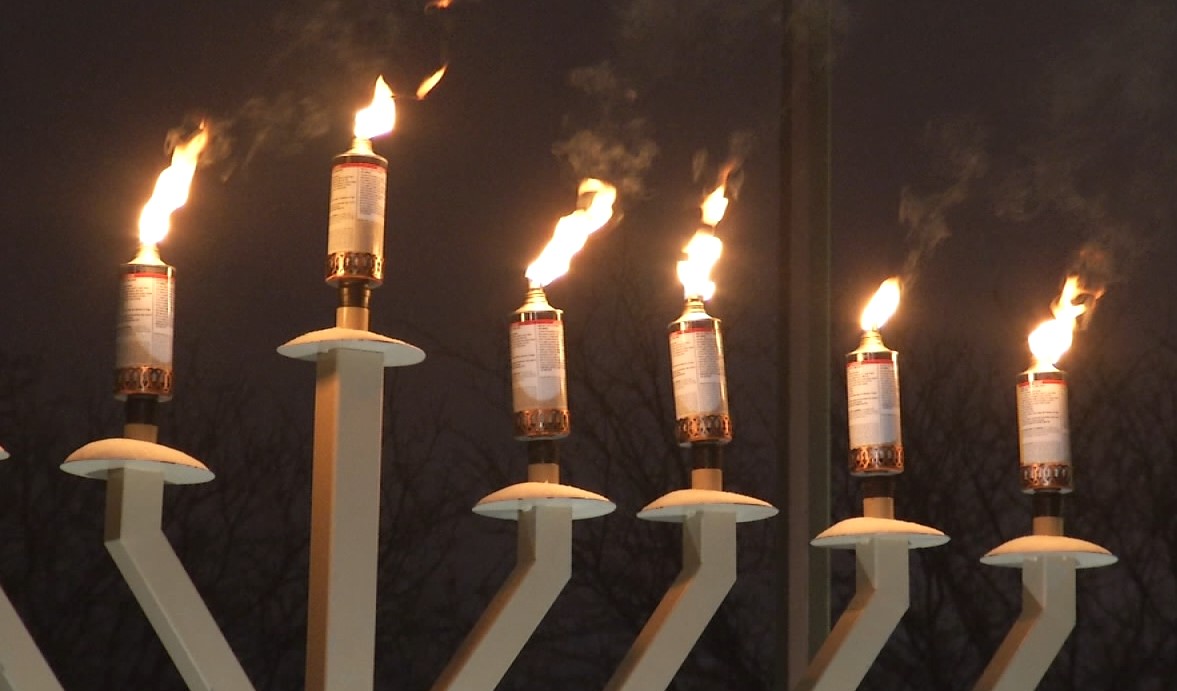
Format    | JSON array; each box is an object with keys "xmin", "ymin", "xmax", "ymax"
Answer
[
  {"xmin": 126, "ymin": 273, "xmax": 168, "ymax": 279},
  {"xmin": 335, "ymin": 162, "xmax": 384, "ymax": 171},
  {"xmin": 513, "ymin": 319, "xmax": 559, "ymax": 326}
]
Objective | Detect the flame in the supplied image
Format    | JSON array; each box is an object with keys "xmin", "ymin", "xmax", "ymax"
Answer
[
  {"xmin": 860, "ymin": 278, "xmax": 901, "ymax": 332},
  {"xmin": 416, "ymin": 65, "xmax": 448, "ymax": 99},
  {"xmin": 677, "ymin": 231, "xmax": 724, "ymax": 301},
  {"xmin": 425, "ymin": 0, "xmax": 452, "ymax": 9},
  {"xmin": 700, "ymin": 184, "xmax": 729, "ymax": 227},
  {"xmin": 525, "ymin": 179, "xmax": 618, "ymax": 287},
  {"xmin": 1027, "ymin": 275, "xmax": 1095, "ymax": 370},
  {"xmin": 137, "ymin": 125, "xmax": 209, "ymax": 247},
  {"xmin": 354, "ymin": 76, "xmax": 396, "ymax": 140}
]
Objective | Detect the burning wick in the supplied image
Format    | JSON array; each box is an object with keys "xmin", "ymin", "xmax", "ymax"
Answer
[
  {"xmin": 669, "ymin": 183, "xmax": 733, "ymax": 486},
  {"xmin": 116, "ymin": 125, "xmax": 209, "ymax": 413},
  {"xmin": 1017, "ymin": 275, "xmax": 1097, "ymax": 506},
  {"xmin": 510, "ymin": 179, "xmax": 618, "ymax": 475},
  {"xmin": 847, "ymin": 278, "xmax": 903, "ymax": 516}
]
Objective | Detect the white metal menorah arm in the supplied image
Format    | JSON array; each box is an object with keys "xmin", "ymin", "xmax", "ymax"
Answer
[
  {"xmin": 431, "ymin": 503, "xmax": 573, "ymax": 691},
  {"xmin": 432, "ymin": 479, "xmax": 614, "ymax": 691},
  {"xmin": 63, "ymin": 436, "xmax": 254, "ymax": 691},
  {"xmin": 0, "ymin": 586, "xmax": 63, "ymax": 691},
  {"xmin": 973, "ymin": 536, "xmax": 1115, "ymax": 691},
  {"xmin": 604, "ymin": 481, "xmax": 777, "ymax": 691},
  {"xmin": 794, "ymin": 516, "xmax": 948, "ymax": 691},
  {"xmin": 106, "ymin": 466, "xmax": 256, "ymax": 691},
  {"xmin": 604, "ymin": 508, "xmax": 737, "ymax": 691}
]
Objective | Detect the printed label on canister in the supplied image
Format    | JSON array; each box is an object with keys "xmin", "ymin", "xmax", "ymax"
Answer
[
  {"xmin": 670, "ymin": 326, "xmax": 729, "ymax": 418},
  {"xmin": 328, "ymin": 162, "xmax": 386, "ymax": 255},
  {"xmin": 116, "ymin": 271, "xmax": 173, "ymax": 368},
  {"xmin": 510, "ymin": 319, "xmax": 568, "ymax": 411},
  {"xmin": 847, "ymin": 355, "xmax": 901, "ymax": 447},
  {"xmin": 1017, "ymin": 376, "xmax": 1071, "ymax": 465}
]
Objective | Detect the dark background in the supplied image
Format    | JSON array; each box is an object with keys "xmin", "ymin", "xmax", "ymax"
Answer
[{"xmin": 2, "ymin": 1, "xmax": 1176, "ymax": 689}]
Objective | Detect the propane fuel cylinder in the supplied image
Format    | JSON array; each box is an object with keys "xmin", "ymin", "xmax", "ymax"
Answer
[
  {"xmin": 668, "ymin": 298, "xmax": 732, "ymax": 446},
  {"xmin": 846, "ymin": 330, "xmax": 903, "ymax": 475},
  {"xmin": 510, "ymin": 287, "xmax": 570, "ymax": 439},
  {"xmin": 326, "ymin": 140, "xmax": 387, "ymax": 286},
  {"xmin": 115, "ymin": 252, "xmax": 174, "ymax": 400},
  {"xmin": 1016, "ymin": 368, "xmax": 1072, "ymax": 493}
]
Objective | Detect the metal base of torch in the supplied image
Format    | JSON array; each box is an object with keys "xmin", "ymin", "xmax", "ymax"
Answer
[
  {"xmin": 278, "ymin": 327, "xmax": 425, "ymax": 365},
  {"xmin": 810, "ymin": 517, "xmax": 948, "ymax": 549},
  {"xmin": 473, "ymin": 482, "xmax": 615, "ymax": 521},
  {"xmin": 981, "ymin": 534, "xmax": 1115, "ymax": 569},
  {"xmin": 638, "ymin": 488, "xmax": 778, "ymax": 523},
  {"xmin": 61, "ymin": 438, "xmax": 213, "ymax": 485}
]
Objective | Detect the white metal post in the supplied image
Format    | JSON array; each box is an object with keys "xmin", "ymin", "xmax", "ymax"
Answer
[
  {"xmin": 0, "ymin": 586, "xmax": 63, "ymax": 691},
  {"xmin": 278, "ymin": 326, "xmax": 424, "ymax": 691},
  {"xmin": 304, "ymin": 347, "xmax": 386, "ymax": 691},
  {"xmin": 605, "ymin": 508, "xmax": 737, "ymax": 691},
  {"xmin": 793, "ymin": 535, "xmax": 909, "ymax": 691},
  {"xmin": 431, "ymin": 503, "xmax": 573, "ymax": 691},
  {"xmin": 105, "ymin": 466, "xmax": 255, "ymax": 691}
]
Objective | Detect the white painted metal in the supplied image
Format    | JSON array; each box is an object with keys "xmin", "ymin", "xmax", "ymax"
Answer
[
  {"xmin": 278, "ymin": 327, "xmax": 424, "ymax": 366},
  {"xmin": 981, "ymin": 535, "xmax": 1115, "ymax": 569},
  {"xmin": 472, "ymin": 481, "xmax": 615, "ymax": 520},
  {"xmin": 105, "ymin": 465, "xmax": 255, "ymax": 691},
  {"xmin": 0, "ymin": 586, "xmax": 63, "ymax": 691},
  {"xmin": 973, "ymin": 556, "xmax": 1076, "ymax": 691},
  {"xmin": 431, "ymin": 503, "xmax": 574, "ymax": 691},
  {"xmin": 973, "ymin": 534, "xmax": 1116, "ymax": 691},
  {"xmin": 604, "ymin": 508, "xmax": 739, "ymax": 691},
  {"xmin": 793, "ymin": 535, "xmax": 911, "ymax": 691},
  {"xmin": 62, "ymin": 437, "xmax": 213, "ymax": 484},
  {"xmin": 638, "ymin": 488, "xmax": 778, "ymax": 524},
  {"xmin": 303, "ymin": 346, "xmax": 386, "ymax": 691}
]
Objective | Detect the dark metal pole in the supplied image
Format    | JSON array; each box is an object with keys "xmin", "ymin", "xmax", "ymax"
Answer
[{"xmin": 778, "ymin": 1, "xmax": 832, "ymax": 687}]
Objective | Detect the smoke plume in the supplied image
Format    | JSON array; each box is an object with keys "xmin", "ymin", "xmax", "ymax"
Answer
[
  {"xmin": 552, "ymin": 62, "xmax": 658, "ymax": 200},
  {"xmin": 899, "ymin": 116, "xmax": 988, "ymax": 290}
]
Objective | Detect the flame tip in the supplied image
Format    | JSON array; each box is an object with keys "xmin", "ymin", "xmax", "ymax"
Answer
[
  {"xmin": 524, "ymin": 179, "xmax": 619, "ymax": 286},
  {"xmin": 354, "ymin": 76, "xmax": 396, "ymax": 140},
  {"xmin": 859, "ymin": 278, "xmax": 901, "ymax": 332},
  {"xmin": 136, "ymin": 125, "xmax": 210, "ymax": 246}
]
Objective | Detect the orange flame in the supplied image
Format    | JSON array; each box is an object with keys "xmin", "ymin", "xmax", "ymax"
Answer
[
  {"xmin": 860, "ymin": 278, "xmax": 901, "ymax": 332},
  {"xmin": 700, "ymin": 184, "xmax": 729, "ymax": 227},
  {"xmin": 525, "ymin": 179, "xmax": 618, "ymax": 287},
  {"xmin": 1027, "ymin": 275, "xmax": 1099, "ymax": 370},
  {"xmin": 416, "ymin": 65, "xmax": 448, "ymax": 99},
  {"xmin": 137, "ymin": 125, "xmax": 209, "ymax": 249},
  {"xmin": 677, "ymin": 231, "xmax": 723, "ymax": 300},
  {"xmin": 354, "ymin": 76, "xmax": 396, "ymax": 141}
]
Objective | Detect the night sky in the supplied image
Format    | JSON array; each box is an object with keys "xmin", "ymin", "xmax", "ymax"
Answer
[{"xmin": 2, "ymin": 1, "xmax": 1177, "ymax": 689}]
